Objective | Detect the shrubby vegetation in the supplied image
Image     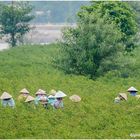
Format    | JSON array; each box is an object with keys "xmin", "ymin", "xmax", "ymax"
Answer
[
  {"xmin": 0, "ymin": 1, "xmax": 140, "ymax": 139},
  {"xmin": 0, "ymin": 44, "xmax": 140, "ymax": 138},
  {"xmin": 60, "ymin": 1, "xmax": 139, "ymax": 78},
  {"xmin": 78, "ymin": 1, "xmax": 138, "ymax": 51},
  {"xmin": 128, "ymin": 1, "xmax": 140, "ymax": 28},
  {"xmin": 61, "ymin": 15, "xmax": 125, "ymax": 77}
]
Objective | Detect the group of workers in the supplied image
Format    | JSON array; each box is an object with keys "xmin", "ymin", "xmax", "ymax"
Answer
[
  {"xmin": 0, "ymin": 88, "xmax": 67, "ymax": 109},
  {"xmin": 0, "ymin": 88, "xmax": 81, "ymax": 109},
  {"xmin": 3, "ymin": 86, "xmax": 138, "ymax": 108},
  {"xmin": 114, "ymin": 86, "xmax": 140, "ymax": 103},
  {"xmin": 1, "ymin": 85, "xmax": 140, "ymax": 108}
]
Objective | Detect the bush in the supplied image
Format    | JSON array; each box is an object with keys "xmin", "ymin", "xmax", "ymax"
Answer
[
  {"xmin": 60, "ymin": 13, "xmax": 125, "ymax": 78},
  {"xmin": 78, "ymin": 1, "xmax": 138, "ymax": 51}
]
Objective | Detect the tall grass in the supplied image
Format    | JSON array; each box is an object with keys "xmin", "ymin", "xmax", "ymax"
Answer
[{"xmin": 0, "ymin": 44, "xmax": 140, "ymax": 138}]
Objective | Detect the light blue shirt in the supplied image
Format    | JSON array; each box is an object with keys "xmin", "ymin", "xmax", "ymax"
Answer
[
  {"xmin": 2, "ymin": 98, "xmax": 15, "ymax": 107},
  {"xmin": 48, "ymin": 98, "xmax": 57, "ymax": 106}
]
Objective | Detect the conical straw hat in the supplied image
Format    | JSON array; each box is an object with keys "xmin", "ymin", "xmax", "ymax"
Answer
[
  {"xmin": 69, "ymin": 95, "xmax": 81, "ymax": 102},
  {"xmin": 0, "ymin": 92, "xmax": 12, "ymax": 99},
  {"xmin": 39, "ymin": 96, "xmax": 47, "ymax": 101},
  {"xmin": 119, "ymin": 93, "xmax": 127, "ymax": 100},
  {"xmin": 48, "ymin": 95, "xmax": 55, "ymax": 99},
  {"xmin": 136, "ymin": 95, "xmax": 140, "ymax": 99},
  {"xmin": 39, "ymin": 96, "xmax": 48, "ymax": 104},
  {"xmin": 49, "ymin": 89, "xmax": 57, "ymax": 95},
  {"xmin": 127, "ymin": 87, "xmax": 138, "ymax": 92},
  {"xmin": 35, "ymin": 89, "xmax": 46, "ymax": 95},
  {"xmin": 20, "ymin": 88, "xmax": 29, "ymax": 94},
  {"xmin": 55, "ymin": 91, "xmax": 67, "ymax": 98},
  {"xmin": 25, "ymin": 95, "xmax": 35, "ymax": 102}
]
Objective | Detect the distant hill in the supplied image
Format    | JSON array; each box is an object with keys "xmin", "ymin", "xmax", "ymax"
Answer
[
  {"xmin": 31, "ymin": 1, "xmax": 90, "ymax": 24},
  {"xmin": 0, "ymin": 1, "xmax": 89, "ymax": 24}
]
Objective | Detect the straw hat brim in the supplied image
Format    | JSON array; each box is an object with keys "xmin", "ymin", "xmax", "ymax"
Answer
[
  {"xmin": 25, "ymin": 95, "xmax": 35, "ymax": 102},
  {"xmin": 127, "ymin": 87, "xmax": 138, "ymax": 92},
  {"xmin": 48, "ymin": 95, "xmax": 55, "ymax": 99},
  {"xmin": 119, "ymin": 93, "xmax": 127, "ymax": 100},
  {"xmin": 35, "ymin": 89, "xmax": 46, "ymax": 95},
  {"xmin": 0, "ymin": 92, "xmax": 12, "ymax": 100},
  {"xmin": 55, "ymin": 91, "xmax": 67, "ymax": 98},
  {"xmin": 136, "ymin": 95, "xmax": 140, "ymax": 99},
  {"xmin": 49, "ymin": 89, "xmax": 57, "ymax": 95},
  {"xmin": 20, "ymin": 88, "xmax": 30, "ymax": 94},
  {"xmin": 69, "ymin": 95, "xmax": 81, "ymax": 102}
]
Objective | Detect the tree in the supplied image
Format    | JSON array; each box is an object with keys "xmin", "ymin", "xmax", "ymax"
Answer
[
  {"xmin": 128, "ymin": 1, "xmax": 140, "ymax": 28},
  {"xmin": 0, "ymin": 2, "xmax": 34, "ymax": 47},
  {"xmin": 59, "ymin": 1, "xmax": 139, "ymax": 78},
  {"xmin": 60, "ymin": 13, "xmax": 125, "ymax": 78},
  {"xmin": 78, "ymin": 1, "xmax": 138, "ymax": 51}
]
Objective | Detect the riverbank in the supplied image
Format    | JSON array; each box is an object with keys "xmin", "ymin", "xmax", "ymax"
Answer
[{"xmin": 0, "ymin": 24, "xmax": 76, "ymax": 49}]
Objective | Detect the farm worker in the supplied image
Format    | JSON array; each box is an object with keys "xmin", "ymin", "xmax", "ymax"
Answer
[
  {"xmin": 69, "ymin": 95, "xmax": 81, "ymax": 102},
  {"xmin": 34, "ymin": 89, "xmax": 49, "ymax": 108},
  {"xmin": 54, "ymin": 91, "xmax": 67, "ymax": 109},
  {"xmin": 0, "ymin": 92, "xmax": 15, "ymax": 108},
  {"xmin": 34, "ymin": 89, "xmax": 46, "ymax": 104},
  {"xmin": 49, "ymin": 89, "xmax": 57, "ymax": 96},
  {"xmin": 25, "ymin": 95, "xmax": 36, "ymax": 109},
  {"xmin": 40, "ymin": 96, "xmax": 49, "ymax": 108},
  {"xmin": 127, "ymin": 86, "xmax": 138, "ymax": 96},
  {"xmin": 25, "ymin": 95, "xmax": 35, "ymax": 103},
  {"xmin": 114, "ymin": 97, "xmax": 120, "ymax": 103},
  {"xmin": 114, "ymin": 93, "xmax": 127, "ymax": 103},
  {"xmin": 48, "ymin": 95, "xmax": 56, "ymax": 106},
  {"xmin": 18, "ymin": 88, "xmax": 30, "ymax": 101}
]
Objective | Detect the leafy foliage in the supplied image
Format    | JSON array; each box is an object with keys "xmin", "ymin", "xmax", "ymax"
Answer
[
  {"xmin": 60, "ymin": 13, "xmax": 125, "ymax": 78},
  {"xmin": 78, "ymin": 1, "xmax": 138, "ymax": 51},
  {"xmin": 128, "ymin": 1, "xmax": 140, "ymax": 28},
  {"xmin": 0, "ymin": 2, "xmax": 34, "ymax": 47},
  {"xmin": 59, "ymin": 1, "xmax": 139, "ymax": 78}
]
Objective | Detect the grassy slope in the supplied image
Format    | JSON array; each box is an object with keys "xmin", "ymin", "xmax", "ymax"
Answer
[{"xmin": 0, "ymin": 44, "xmax": 140, "ymax": 139}]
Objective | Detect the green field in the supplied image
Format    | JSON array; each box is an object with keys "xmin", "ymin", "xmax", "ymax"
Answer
[{"xmin": 0, "ymin": 44, "xmax": 140, "ymax": 139}]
